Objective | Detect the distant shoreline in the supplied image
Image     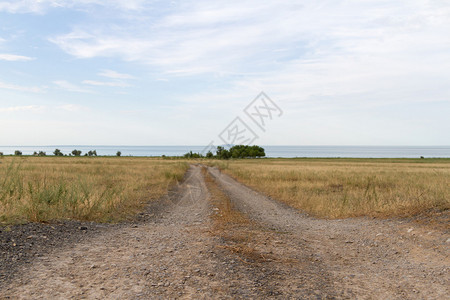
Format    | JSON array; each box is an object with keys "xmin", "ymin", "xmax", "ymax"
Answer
[{"xmin": 0, "ymin": 145, "xmax": 449, "ymax": 158}]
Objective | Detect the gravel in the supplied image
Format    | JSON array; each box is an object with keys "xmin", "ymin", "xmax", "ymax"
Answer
[{"xmin": 1, "ymin": 165, "xmax": 448, "ymax": 299}]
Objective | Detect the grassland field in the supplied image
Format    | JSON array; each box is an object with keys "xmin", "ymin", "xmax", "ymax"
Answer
[
  {"xmin": 209, "ymin": 158, "xmax": 449, "ymax": 219},
  {"xmin": 0, "ymin": 156, "xmax": 188, "ymax": 224},
  {"xmin": 0, "ymin": 156, "xmax": 448, "ymax": 224}
]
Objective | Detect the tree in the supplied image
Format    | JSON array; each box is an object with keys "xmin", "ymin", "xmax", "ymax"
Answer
[
  {"xmin": 249, "ymin": 145, "xmax": 265, "ymax": 157},
  {"xmin": 183, "ymin": 150, "xmax": 203, "ymax": 159},
  {"xmin": 182, "ymin": 145, "xmax": 265, "ymax": 160},
  {"xmin": 38, "ymin": 151, "xmax": 46, "ymax": 156},
  {"xmin": 227, "ymin": 145, "xmax": 265, "ymax": 158},
  {"xmin": 53, "ymin": 149, "xmax": 63, "ymax": 156},
  {"xmin": 216, "ymin": 146, "xmax": 231, "ymax": 159},
  {"xmin": 14, "ymin": 150, "xmax": 22, "ymax": 156},
  {"xmin": 0, "ymin": 152, "xmax": 3, "ymax": 156},
  {"xmin": 116, "ymin": 151, "xmax": 121, "ymax": 157},
  {"xmin": 215, "ymin": 145, "xmax": 265, "ymax": 159},
  {"xmin": 72, "ymin": 149, "xmax": 82, "ymax": 156}
]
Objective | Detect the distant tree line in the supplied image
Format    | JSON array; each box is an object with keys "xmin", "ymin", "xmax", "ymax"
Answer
[
  {"xmin": 33, "ymin": 151, "xmax": 47, "ymax": 156},
  {"xmin": 184, "ymin": 145, "xmax": 265, "ymax": 159},
  {"xmin": 54, "ymin": 149, "xmax": 64, "ymax": 156},
  {"xmin": 2, "ymin": 149, "xmax": 108, "ymax": 157},
  {"xmin": 0, "ymin": 149, "xmax": 126, "ymax": 157},
  {"xmin": 54, "ymin": 149, "xmax": 98, "ymax": 157}
]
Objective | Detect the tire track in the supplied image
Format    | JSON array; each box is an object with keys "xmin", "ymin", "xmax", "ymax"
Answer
[
  {"xmin": 208, "ymin": 166, "xmax": 449, "ymax": 299},
  {"xmin": 2, "ymin": 165, "xmax": 448, "ymax": 299}
]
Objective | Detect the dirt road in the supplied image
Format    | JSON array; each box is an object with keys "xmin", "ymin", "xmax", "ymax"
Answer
[{"xmin": 2, "ymin": 165, "xmax": 449, "ymax": 299}]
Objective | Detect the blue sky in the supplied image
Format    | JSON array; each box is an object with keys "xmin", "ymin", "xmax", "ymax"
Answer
[{"xmin": 0, "ymin": 0, "xmax": 449, "ymax": 146}]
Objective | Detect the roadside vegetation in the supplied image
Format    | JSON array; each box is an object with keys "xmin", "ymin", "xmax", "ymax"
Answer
[
  {"xmin": 0, "ymin": 156, "xmax": 188, "ymax": 224},
  {"xmin": 203, "ymin": 167, "xmax": 268, "ymax": 263},
  {"xmin": 184, "ymin": 145, "xmax": 265, "ymax": 159},
  {"xmin": 210, "ymin": 158, "xmax": 450, "ymax": 219},
  {"xmin": 4, "ymin": 149, "xmax": 107, "ymax": 157}
]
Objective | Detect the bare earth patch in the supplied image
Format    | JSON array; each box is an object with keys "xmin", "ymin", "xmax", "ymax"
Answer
[
  {"xmin": 1, "ymin": 165, "xmax": 448, "ymax": 299},
  {"xmin": 208, "ymin": 166, "xmax": 449, "ymax": 299}
]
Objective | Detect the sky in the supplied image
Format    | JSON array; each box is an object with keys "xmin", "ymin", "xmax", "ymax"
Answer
[{"xmin": 0, "ymin": 0, "xmax": 449, "ymax": 146}]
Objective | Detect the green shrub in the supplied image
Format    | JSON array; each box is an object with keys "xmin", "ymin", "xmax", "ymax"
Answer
[
  {"xmin": 53, "ymin": 149, "xmax": 64, "ymax": 156},
  {"xmin": 72, "ymin": 150, "xmax": 82, "ymax": 156}
]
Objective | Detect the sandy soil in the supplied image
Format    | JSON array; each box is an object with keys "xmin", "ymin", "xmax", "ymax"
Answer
[
  {"xmin": 1, "ymin": 165, "xmax": 448, "ymax": 299},
  {"xmin": 208, "ymin": 166, "xmax": 449, "ymax": 299}
]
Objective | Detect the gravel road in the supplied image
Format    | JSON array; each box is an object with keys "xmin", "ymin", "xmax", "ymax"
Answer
[{"xmin": 1, "ymin": 165, "xmax": 448, "ymax": 299}]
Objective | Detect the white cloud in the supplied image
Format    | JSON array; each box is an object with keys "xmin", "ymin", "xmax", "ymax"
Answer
[
  {"xmin": 0, "ymin": 53, "xmax": 35, "ymax": 61},
  {"xmin": 98, "ymin": 69, "xmax": 135, "ymax": 79},
  {"xmin": 58, "ymin": 104, "xmax": 89, "ymax": 112},
  {"xmin": 47, "ymin": 0, "xmax": 450, "ymax": 80},
  {"xmin": 48, "ymin": 32, "xmax": 153, "ymax": 60},
  {"xmin": 0, "ymin": 1, "xmax": 46, "ymax": 14},
  {"xmin": 53, "ymin": 80, "xmax": 92, "ymax": 93},
  {"xmin": 0, "ymin": 105, "xmax": 44, "ymax": 112},
  {"xmin": 82, "ymin": 80, "xmax": 131, "ymax": 87},
  {"xmin": 2, "ymin": 0, "xmax": 450, "ymax": 145},
  {"xmin": 0, "ymin": 81, "xmax": 42, "ymax": 93},
  {"xmin": 0, "ymin": 0, "xmax": 146, "ymax": 14}
]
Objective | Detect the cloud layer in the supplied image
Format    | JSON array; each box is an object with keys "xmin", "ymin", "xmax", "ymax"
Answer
[
  {"xmin": 47, "ymin": 1, "xmax": 450, "ymax": 77},
  {"xmin": 1, "ymin": 0, "xmax": 449, "ymax": 145},
  {"xmin": 0, "ymin": 53, "xmax": 34, "ymax": 61},
  {"xmin": 0, "ymin": 0, "xmax": 146, "ymax": 14}
]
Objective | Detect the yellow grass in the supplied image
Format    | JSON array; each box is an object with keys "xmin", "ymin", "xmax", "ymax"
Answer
[
  {"xmin": 0, "ymin": 156, "xmax": 188, "ymax": 224},
  {"xmin": 203, "ymin": 167, "xmax": 266, "ymax": 263},
  {"xmin": 212, "ymin": 158, "xmax": 450, "ymax": 219}
]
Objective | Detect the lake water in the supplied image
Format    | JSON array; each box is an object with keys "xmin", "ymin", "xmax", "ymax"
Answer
[{"xmin": 0, "ymin": 145, "xmax": 449, "ymax": 158}]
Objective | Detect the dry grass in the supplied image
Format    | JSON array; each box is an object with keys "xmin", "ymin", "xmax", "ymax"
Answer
[
  {"xmin": 210, "ymin": 158, "xmax": 450, "ymax": 219},
  {"xmin": 203, "ymin": 167, "xmax": 268, "ymax": 263},
  {"xmin": 0, "ymin": 156, "xmax": 188, "ymax": 224}
]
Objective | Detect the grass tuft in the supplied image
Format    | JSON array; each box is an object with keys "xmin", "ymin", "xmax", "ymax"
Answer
[
  {"xmin": 210, "ymin": 158, "xmax": 450, "ymax": 219},
  {"xmin": 203, "ymin": 167, "xmax": 269, "ymax": 263},
  {"xmin": 0, "ymin": 157, "xmax": 189, "ymax": 224}
]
